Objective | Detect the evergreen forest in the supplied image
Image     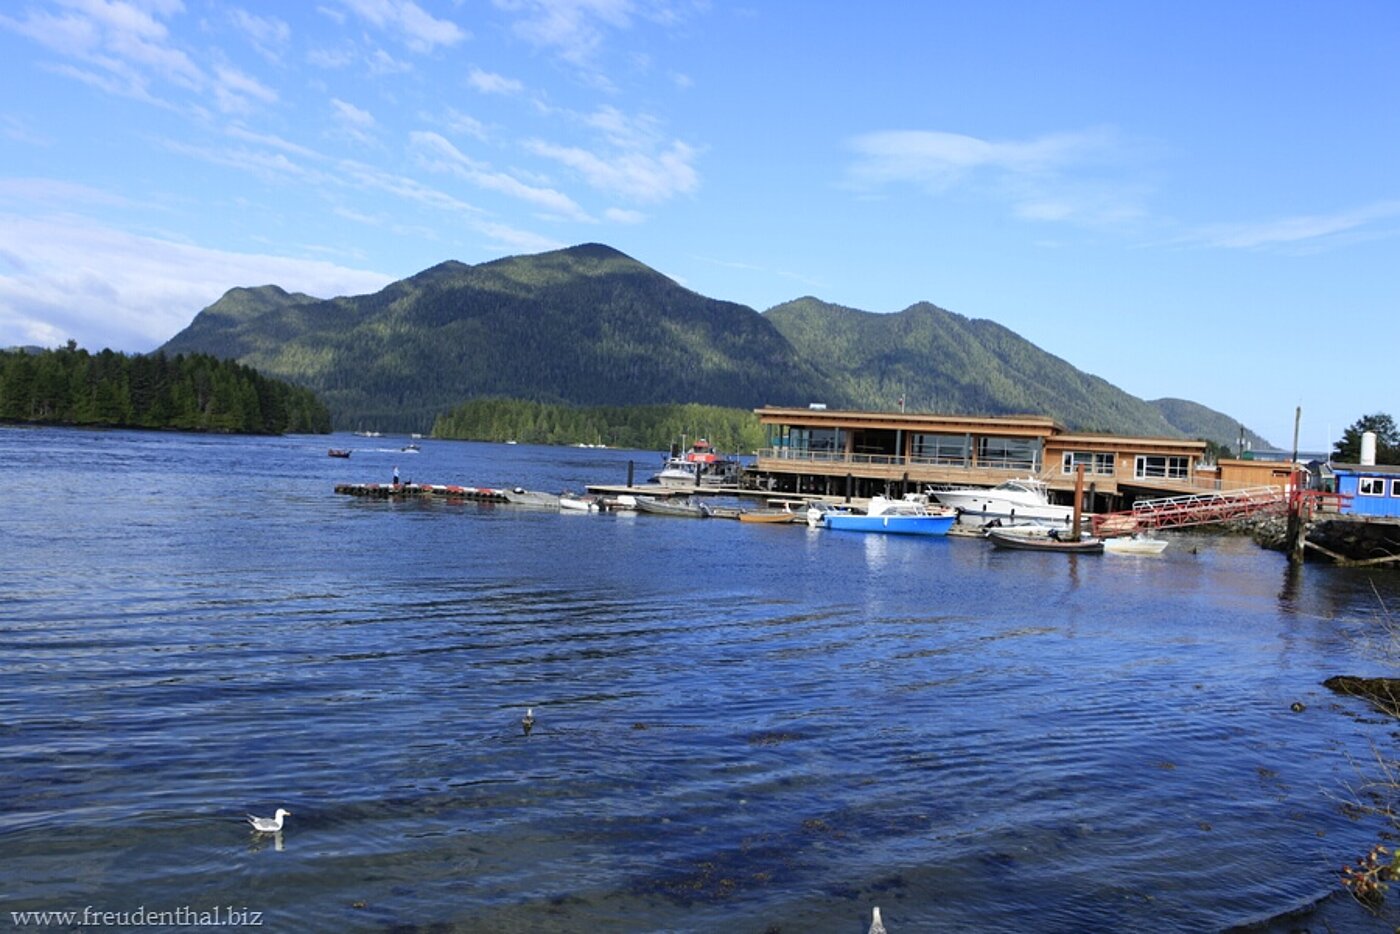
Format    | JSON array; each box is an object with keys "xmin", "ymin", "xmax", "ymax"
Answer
[
  {"xmin": 0, "ymin": 343, "xmax": 330, "ymax": 434},
  {"xmin": 432, "ymin": 398, "xmax": 767, "ymax": 452}
]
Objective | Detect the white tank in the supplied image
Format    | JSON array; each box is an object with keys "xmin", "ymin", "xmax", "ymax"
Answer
[{"xmin": 1361, "ymin": 431, "xmax": 1377, "ymax": 466}]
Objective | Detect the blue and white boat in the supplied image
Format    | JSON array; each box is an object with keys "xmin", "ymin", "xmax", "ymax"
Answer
[{"xmin": 822, "ymin": 495, "xmax": 956, "ymax": 536}]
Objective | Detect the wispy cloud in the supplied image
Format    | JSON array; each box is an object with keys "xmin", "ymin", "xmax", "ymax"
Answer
[
  {"xmin": 338, "ymin": 0, "xmax": 468, "ymax": 52},
  {"xmin": 467, "ymin": 66, "xmax": 524, "ymax": 95},
  {"xmin": 1179, "ymin": 200, "xmax": 1400, "ymax": 250},
  {"xmin": 526, "ymin": 105, "xmax": 699, "ymax": 203},
  {"xmin": 0, "ymin": 212, "xmax": 394, "ymax": 351},
  {"xmin": 846, "ymin": 127, "xmax": 1142, "ymax": 226},
  {"xmin": 228, "ymin": 8, "xmax": 291, "ymax": 62},
  {"xmin": 330, "ymin": 98, "xmax": 377, "ymax": 145},
  {"xmin": 410, "ymin": 131, "xmax": 590, "ymax": 219}
]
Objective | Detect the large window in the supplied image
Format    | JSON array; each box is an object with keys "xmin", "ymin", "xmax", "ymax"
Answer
[
  {"xmin": 1134, "ymin": 455, "xmax": 1190, "ymax": 480},
  {"xmin": 977, "ymin": 436, "xmax": 1040, "ymax": 471},
  {"xmin": 785, "ymin": 427, "xmax": 846, "ymax": 460},
  {"xmin": 911, "ymin": 433, "xmax": 970, "ymax": 465},
  {"xmin": 1359, "ymin": 477, "xmax": 1386, "ymax": 496},
  {"xmin": 1062, "ymin": 451, "xmax": 1115, "ymax": 476}
]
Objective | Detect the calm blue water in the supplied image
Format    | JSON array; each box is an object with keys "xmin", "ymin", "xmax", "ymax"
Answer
[{"xmin": 3, "ymin": 425, "xmax": 1398, "ymax": 932}]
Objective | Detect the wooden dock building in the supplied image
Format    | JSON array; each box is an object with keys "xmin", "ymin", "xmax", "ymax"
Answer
[{"xmin": 748, "ymin": 406, "xmax": 1216, "ymax": 510}]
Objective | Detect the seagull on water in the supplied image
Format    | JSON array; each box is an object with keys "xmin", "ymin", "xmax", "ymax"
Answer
[
  {"xmin": 522, "ymin": 708, "xmax": 535, "ymax": 736},
  {"xmin": 247, "ymin": 808, "xmax": 292, "ymax": 833},
  {"xmin": 869, "ymin": 906, "xmax": 887, "ymax": 934}
]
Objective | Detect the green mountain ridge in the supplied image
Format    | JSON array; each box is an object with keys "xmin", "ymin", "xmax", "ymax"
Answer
[{"xmin": 158, "ymin": 243, "xmax": 1270, "ymax": 448}]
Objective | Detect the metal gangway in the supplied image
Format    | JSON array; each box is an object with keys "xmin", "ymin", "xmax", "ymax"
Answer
[{"xmin": 1091, "ymin": 485, "xmax": 1290, "ymax": 536}]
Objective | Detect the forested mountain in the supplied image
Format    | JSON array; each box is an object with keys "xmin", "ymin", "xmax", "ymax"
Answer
[
  {"xmin": 159, "ymin": 243, "xmax": 1268, "ymax": 448},
  {"xmin": 763, "ymin": 297, "xmax": 1184, "ymax": 437},
  {"xmin": 162, "ymin": 244, "xmax": 827, "ymax": 434},
  {"xmin": 1148, "ymin": 398, "xmax": 1271, "ymax": 454},
  {"xmin": 0, "ymin": 343, "xmax": 329, "ymax": 434}
]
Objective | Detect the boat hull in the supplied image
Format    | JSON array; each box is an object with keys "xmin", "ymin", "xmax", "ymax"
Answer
[
  {"xmin": 986, "ymin": 528, "xmax": 1103, "ymax": 553},
  {"xmin": 825, "ymin": 513, "xmax": 955, "ymax": 536}
]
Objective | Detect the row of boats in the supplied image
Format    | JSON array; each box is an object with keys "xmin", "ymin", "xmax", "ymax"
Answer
[{"xmin": 511, "ymin": 476, "xmax": 1166, "ymax": 555}]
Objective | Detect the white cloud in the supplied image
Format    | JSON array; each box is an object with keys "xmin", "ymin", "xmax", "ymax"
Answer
[
  {"xmin": 229, "ymin": 8, "xmax": 291, "ymax": 61},
  {"xmin": 0, "ymin": 213, "xmax": 394, "ymax": 352},
  {"xmin": 212, "ymin": 64, "xmax": 278, "ymax": 114},
  {"xmin": 467, "ymin": 66, "xmax": 524, "ymax": 95},
  {"xmin": 527, "ymin": 136, "xmax": 697, "ymax": 203},
  {"xmin": 1181, "ymin": 201, "xmax": 1400, "ymax": 250},
  {"xmin": 846, "ymin": 127, "xmax": 1143, "ymax": 226},
  {"xmin": 338, "ymin": 0, "xmax": 468, "ymax": 52},
  {"xmin": 330, "ymin": 98, "xmax": 377, "ymax": 145},
  {"xmin": 603, "ymin": 207, "xmax": 645, "ymax": 224},
  {"xmin": 409, "ymin": 131, "xmax": 590, "ymax": 219},
  {"xmin": 495, "ymin": 0, "xmax": 636, "ymax": 66}
]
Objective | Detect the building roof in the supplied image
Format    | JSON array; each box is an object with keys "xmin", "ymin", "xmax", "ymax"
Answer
[{"xmin": 1333, "ymin": 462, "xmax": 1400, "ymax": 476}]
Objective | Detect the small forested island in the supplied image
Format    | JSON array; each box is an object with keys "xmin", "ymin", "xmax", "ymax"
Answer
[
  {"xmin": 432, "ymin": 398, "xmax": 766, "ymax": 452},
  {"xmin": 0, "ymin": 342, "xmax": 329, "ymax": 434}
]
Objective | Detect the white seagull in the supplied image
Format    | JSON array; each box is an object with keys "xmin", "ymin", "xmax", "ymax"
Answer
[
  {"xmin": 869, "ymin": 906, "xmax": 887, "ymax": 934},
  {"xmin": 247, "ymin": 808, "xmax": 292, "ymax": 833}
]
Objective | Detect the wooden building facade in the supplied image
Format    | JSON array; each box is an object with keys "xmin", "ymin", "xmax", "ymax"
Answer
[{"xmin": 751, "ymin": 406, "xmax": 1211, "ymax": 506}]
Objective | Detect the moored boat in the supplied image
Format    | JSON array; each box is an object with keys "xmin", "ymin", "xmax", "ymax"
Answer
[
  {"xmin": 559, "ymin": 492, "xmax": 601, "ymax": 512},
  {"xmin": 823, "ymin": 495, "xmax": 956, "ymax": 536},
  {"xmin": 986, "ymin": 526, "xmax": 1104, "ymax": 553},
  {"xmin": 327, "ymin": 448, "xmax": 351, "ymax": 458},
  {"xmin": 651, "ymin": 439, "xmax": 742, "ymax": 488},
  {"xmin": 1103, "ymin": 535, "xmax": 1170, "ymax": 555},
  {"xmin": 634, "ymin": 495, "xmax": 712, "ymax": 518},
  {"xmin": 932, "ymin": 478, "xmax": 1074, "ymax": 528}
]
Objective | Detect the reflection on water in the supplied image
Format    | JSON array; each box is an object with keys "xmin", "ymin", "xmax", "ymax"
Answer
[{"xmin": 2, "ymin": 426, "xmax": 1399, "ymax": 931}]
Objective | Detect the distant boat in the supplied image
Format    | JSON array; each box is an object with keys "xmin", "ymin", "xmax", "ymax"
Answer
[
  {"xmin": 932, "ymin": 478, "xmax": 1074, "ymax": 528},
  {"xmin": 327, "ymin": 448, "xmax": 351, "ymax": 458},
  {"xmin": 823, "ymin": 495, "xmax": 956, "ymax": 536},
  {"xmin": 401, "ymin": 443, "xmax": 421, "ymax": 453}
]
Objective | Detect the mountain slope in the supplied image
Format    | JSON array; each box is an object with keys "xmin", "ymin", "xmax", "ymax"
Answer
[
  {"xmin": 763, "ymin": 297, "xmax": 1185, "ymax": 438},
  {"xmin": 1149, "ymin": 398, "xmax": 1271, "ymax": 452},
  {"xmin": 161, "ymin": 244, "xmax": 830, "ymax": 431}
]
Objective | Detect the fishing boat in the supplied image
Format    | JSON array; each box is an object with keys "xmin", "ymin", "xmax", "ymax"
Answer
[
  {"xmin": 822, "ymin": 495, "xmax": 956, "ymax": 536},
  {"xmin": 931, "ymin": 478, "xmax": 1074, "ymax": 528},
  {"xmin": 634, "ymin": 495, "xmax": 713, "ymax": 518},
  {"xmin": 327, "ymin": 448, "xmax": 351, "ymax": 458},
  {"xmin": 651, "ymin": 439, "xmax": 742, "ymax": 488}
]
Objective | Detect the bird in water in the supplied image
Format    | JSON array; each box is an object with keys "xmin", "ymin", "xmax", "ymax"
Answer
[
  {"xmin": 247, "ymin": 808, "xmax": 291, "ymax": 833},
  {"xmin": 522, "ymin": 708, "xmax": 535, "ymax": 736},
  {"xmin": 869, "ymin": 906, "xmax": 887, "ymax": 934}
]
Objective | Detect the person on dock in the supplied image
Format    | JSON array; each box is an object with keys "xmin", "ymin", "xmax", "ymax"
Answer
[{"xmin": 393, "ymin": 465, "xmax": 400, "ymax": 487}]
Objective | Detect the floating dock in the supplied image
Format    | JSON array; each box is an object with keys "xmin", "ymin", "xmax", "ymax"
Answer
[{"xmin": 334, "ymin": 483, "xmax": 510, "ymax": 502}]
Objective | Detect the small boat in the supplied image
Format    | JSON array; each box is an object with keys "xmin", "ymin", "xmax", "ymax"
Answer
[
  {"xmin": 634, "ymin": 495, "xmax": 712, "ymax": 518},
  {"xmin": 401, "ymin": 443, "xmax": 421, "ymax": 453},
  {"xmin": 804, "ymin": 500, "xmax": 851, "ymax": 528},
  {"xmin": 1103, "ymin": 535, "xmax": 1169, "ymax": 555},
  {"xmin": 986, "ymin": 526, "xmax": 1104, "ymax": 553},
  {"xmin": 932, "ymin": 477, "xmax": 1074, "ymax": 528},
  {"xmin": 986, "ymin": 465, "xmax": 1100, "ymax": 552},
  {"xmin": 559, "ymin": 492, "xmax": 601, "ymax": 512},
  {"xmin": 738, "ymin": 504, "xmax": 800, "ymax": 524},
  {"xmin": 823, "ymin": 495, "xmax": 957, "ymax": 536},
  {"xmin": 327, "ymin": 448, "xmax": 351, "ymax": 458},
  {"xmin": 503, "ymin": 487, "xmax": 561, "ymax": 509}
]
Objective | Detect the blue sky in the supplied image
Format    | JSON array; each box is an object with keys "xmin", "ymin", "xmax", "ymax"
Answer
[{"xmin": 1, "ymin": 1, "xmax": 1396, "ymax": 449}]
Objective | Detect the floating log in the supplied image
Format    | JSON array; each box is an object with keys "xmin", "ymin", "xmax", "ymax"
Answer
[{"xmin": 334, "ymin": 483, "xmax": 510, "ymax": 502}]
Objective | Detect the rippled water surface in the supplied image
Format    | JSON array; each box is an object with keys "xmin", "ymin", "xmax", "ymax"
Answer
[{"xmin": 4, "ymin": 426, "xmax": 1400, "ymax": 932}]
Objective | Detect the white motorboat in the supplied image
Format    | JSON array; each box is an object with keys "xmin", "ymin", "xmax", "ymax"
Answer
[
  {"xmin": 932, "ymin": 478, "xmax": 1074, "ymax": 527},
  {"xmin": 651, "ymin": 439, "xmax": 742, "ymax": 488},
  {"xmin": 1103, "ymin": 535, "xmax": 1169, "ymax": 555}
]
